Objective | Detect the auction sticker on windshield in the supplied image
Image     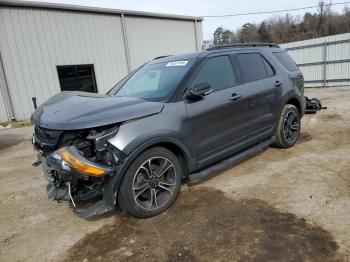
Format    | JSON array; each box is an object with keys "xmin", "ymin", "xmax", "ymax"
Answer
[{"xmin": 166, "ymin": 61, "xmax": 188, "ymax": 67}]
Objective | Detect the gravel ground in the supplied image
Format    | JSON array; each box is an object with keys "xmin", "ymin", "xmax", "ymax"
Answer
[{"xmin": 0, "ymin": 86, "xmax": 349, "ymax": 261}]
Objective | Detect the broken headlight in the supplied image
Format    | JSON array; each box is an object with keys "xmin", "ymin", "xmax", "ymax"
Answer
[
  {"xmin": 87, "ymin": 125, "xmax": 119, "ymax": 151},
  {"xmin": 49, "ymin": 146, "xmax": 113, "ymax": 176}
]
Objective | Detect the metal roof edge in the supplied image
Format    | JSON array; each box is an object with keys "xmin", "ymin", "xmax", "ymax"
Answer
[{"xmin": 0, "ymin": 0, "xmax": 204, "ymax": 21}]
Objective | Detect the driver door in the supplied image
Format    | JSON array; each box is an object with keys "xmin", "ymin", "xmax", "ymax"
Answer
[{"xmin": 184, "ymin": 54, "xmax": 247, "ymax": 166}]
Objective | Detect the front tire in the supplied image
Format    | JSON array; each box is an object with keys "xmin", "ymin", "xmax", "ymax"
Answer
[
  {"xmin": 118, "ymin": 147, "xmax": 182, "ymax": 218},
  {"xmin": 273, "ymin": 104, "xmax": 300, "ymax": 148}
]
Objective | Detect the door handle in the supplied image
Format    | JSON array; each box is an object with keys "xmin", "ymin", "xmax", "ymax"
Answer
[
  {"xmin": 229, "ymin": 93, "xmax": 241, "ymax": 101},
  {"xmin": 274, "ymin": 80, "xmax": 282, "ymax": 87}
]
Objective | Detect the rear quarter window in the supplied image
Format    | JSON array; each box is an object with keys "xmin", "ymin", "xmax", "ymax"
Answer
[{"xmin": 273, "ymin": 52, "xmax": 299, "ymax": 72}]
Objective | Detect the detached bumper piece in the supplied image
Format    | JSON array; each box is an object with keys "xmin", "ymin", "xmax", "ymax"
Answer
[
  {"xmin": 43, "ymin": 146, "xmax": 118, "ymax": 218},
  {"xmin": 305, "ymin": 96, "xmax": 327, "ymax": 114},
  {"xmin": 47, "ymin": 182, "xmax": 70, "ymax": 202},
  {"xmin": 74, "ymin": 199, "xmax": 115, "ymax": 218}
]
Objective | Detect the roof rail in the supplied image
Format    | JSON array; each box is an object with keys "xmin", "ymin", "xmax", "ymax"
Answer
[{"xmin": 207, "ymin": 43, "xmax": 280, "ymax": 51}]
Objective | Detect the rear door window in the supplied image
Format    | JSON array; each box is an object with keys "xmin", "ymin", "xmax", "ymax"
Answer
[
  {"xmin": 192, "ymin": 56, "xmax": 236, "ymax": 92},
  {"xmin": 273, "ymin": 52, "xmax": 299, "ymax": 72},
  {"xmin": 262, "ymin": 57, "xmax": 274, "ymax": 77},
  {"xmin": 236, "ymin": 53, "xmax": 271, "ymax": 82}
]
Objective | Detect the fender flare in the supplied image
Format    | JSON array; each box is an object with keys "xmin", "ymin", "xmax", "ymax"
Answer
[
  {"xmin": 268, "ymin": 92, "xmax": 302, "ymax": 135},
  {"xmin": 280, "ymin": 92, "xmax": 302, "ymax": 115},
  {"xmin": 122, "ymin": 136, "xmax": 194, "ymax": 172}
]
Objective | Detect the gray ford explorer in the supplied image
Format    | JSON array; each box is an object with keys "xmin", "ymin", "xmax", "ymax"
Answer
[{"xmin": 32, "ymin": 43, "xmax": 306, "ymax": 218}]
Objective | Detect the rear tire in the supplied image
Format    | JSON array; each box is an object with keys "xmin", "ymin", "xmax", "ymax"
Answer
[
  {"xmin": 273, "ymin": 104, "xmax": 300, "ymax": 148},
  {"xmin": 118, "ymin": 147, "xmax": 182, "ymax": 218}
]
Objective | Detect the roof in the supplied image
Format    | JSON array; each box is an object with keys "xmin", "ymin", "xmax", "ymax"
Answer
[
  {"xmin": 0, "ymin": 0, "xmax": 203, "ymax": 21},
  {"xmin": 150, "ymin": 43, "xmax": 283, "ymax": 64}
]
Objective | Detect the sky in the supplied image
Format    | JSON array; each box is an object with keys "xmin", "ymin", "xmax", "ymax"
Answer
[{"xmin": 24, "ymin": 0, "xmax": 348, "ymax": 40}]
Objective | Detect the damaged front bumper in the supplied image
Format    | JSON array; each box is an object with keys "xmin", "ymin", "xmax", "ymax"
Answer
[{"xmin": 36, "ymin": 145, "xmax": 125, "ymax": 218}]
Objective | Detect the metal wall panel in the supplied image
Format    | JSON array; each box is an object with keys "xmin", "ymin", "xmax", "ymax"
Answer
[
  {"xmin": 0, "ymin": 87, "xmax": 8, "ymax": 122},
  {"xmin": 0, "ymin": 51, "xmax": 12, "ymax": 121},
  {"xmin": 0, "ymin": 5, "xmax": 203, "ymax": 121},
  {"xmin": 280, "ymin": 33, "xmax": 350, "ymax": 87},
  {"xmin": 0, "ymin": 7, "xmax": 128, "ymax": 120},
  {"xmin": 125, "ymin": 16, "xmax": 198, "ymax": 69},
  {"xmin": 195, "ymin": 20, "xmax": 203, "ymax": 51}
]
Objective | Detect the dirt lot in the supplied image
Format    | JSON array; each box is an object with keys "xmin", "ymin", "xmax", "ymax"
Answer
[{"xmin": 0, "ymin": 87, "xmax": 349, "ymax": 262}]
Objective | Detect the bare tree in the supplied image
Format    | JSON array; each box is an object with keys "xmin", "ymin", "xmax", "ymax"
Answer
[
  {"xmin": 258, "ymin": 22, "xmax": 272, "ymax": 42},
  {"xmin": 212, "ymin": 1, "xmax": 349, "ymax": 44}
]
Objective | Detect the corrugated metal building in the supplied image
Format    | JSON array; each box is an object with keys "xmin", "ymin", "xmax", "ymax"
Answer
[
  {"xmin": 280, "ymin": 33, "xmax": 350, "ymax": 87},
  {"xmin": 0, "ymin": 0, "xmax": 203, "ymax": 121}
]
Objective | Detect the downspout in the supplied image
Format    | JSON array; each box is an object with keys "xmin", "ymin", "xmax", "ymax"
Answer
[
  {"xmin": 194, "ymin": 19, "xmax": 199, "ymax": 51},
  {"xmin": 121, "ymin": 13, "xmax": 131, "ymax": 72},
  {"xmin": 323, "ymin": 41, "xmax": 327, "ymax": 87},
  {"xmin": 0, "ymin": 50, "xmax": 15, "ymax": 120}
]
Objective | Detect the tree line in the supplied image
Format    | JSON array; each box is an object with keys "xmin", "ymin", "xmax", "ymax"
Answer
[{"xmin": 213, "ymin": 1, "xmax": 350, "ymax": 44}]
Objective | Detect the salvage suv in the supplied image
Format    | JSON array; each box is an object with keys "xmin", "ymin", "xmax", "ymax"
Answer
[{"xmin": 32, "ymin": 43, "xmax": 305, "ymax": 218}]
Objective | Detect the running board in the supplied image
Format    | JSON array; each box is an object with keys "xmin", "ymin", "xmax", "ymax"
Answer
[{"xmin": 188, "ymin": 136, "xmax": 275, "ymax": 182}]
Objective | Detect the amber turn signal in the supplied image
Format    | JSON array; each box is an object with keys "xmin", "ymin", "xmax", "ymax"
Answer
[{"xmin": 58, "ymin": 148, "xmax": 107, "ymax": 176}]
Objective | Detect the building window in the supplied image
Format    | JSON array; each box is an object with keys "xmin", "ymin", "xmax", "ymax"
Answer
[{"xmin": 57, "ymin": 64, "xmax": 97, "ymax": 93}]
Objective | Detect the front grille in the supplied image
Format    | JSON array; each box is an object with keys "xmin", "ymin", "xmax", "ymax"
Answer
[{"xmin": 34, "ymin": 126, "xmax": 62, "ymax": 146}]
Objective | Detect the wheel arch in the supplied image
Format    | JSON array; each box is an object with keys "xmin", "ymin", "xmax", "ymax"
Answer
[
  {"xmin": 136, "ymin": 139, "xmax": 194, "ymax": 176},
  {"xmin": 285, "ymin": 97, "xmax": 302, "ymax": 115},
  {"xmin": 112, "ymin": 137, "xmax": 194, "ymax": 197},
  {"xmin": 124, "ymin": 137, "xmax": 194, "ymax": 169},
  {"xmin": 151, "ymin": 141, "xmax": 191, "ymax": 172}
]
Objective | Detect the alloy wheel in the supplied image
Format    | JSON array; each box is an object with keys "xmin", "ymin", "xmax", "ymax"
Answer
[
  {"xmin": 132, "ymin": 157, "xmax": 177, "ymax": 210},
  {"xmin": 283, "ymin": 110, "xmax": 300, "ymax": 143}
]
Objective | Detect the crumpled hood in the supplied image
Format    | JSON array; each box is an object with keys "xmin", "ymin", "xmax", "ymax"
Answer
[{"xmin": 31, "ymin": 91, "xmax": 164, "ymax": 130}]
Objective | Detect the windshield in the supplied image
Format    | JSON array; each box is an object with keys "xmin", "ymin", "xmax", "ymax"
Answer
[{"xmin": 107, "ymin": 59, "xmax": 195, "ymax": 102}]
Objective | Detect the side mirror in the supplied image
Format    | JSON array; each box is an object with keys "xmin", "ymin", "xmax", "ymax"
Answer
[{"xmin": 186, "ymin": 82, "xmax": 213, "ymax": 99}]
